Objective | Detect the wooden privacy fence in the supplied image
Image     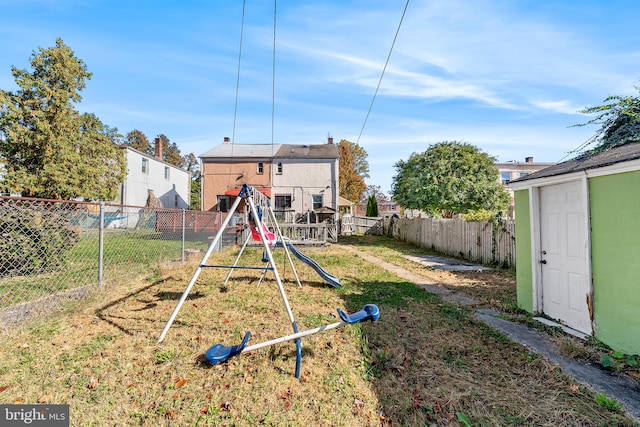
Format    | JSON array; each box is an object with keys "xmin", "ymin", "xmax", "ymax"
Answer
[{"xmin": 387, "ymin": 216, "xmax": 515, "ymax": 269}]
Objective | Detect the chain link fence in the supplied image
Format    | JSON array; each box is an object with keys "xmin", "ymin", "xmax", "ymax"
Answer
[{"xmin": 0, "ymin": 196, "xmax": 237, "ymax": 327}]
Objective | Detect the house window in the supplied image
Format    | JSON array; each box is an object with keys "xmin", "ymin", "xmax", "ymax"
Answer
[
  {"xmin": 276, "ymin": 162, "xmax": 283, "ymax": 174},
  {"xmin": 257, "ymin": 162, "xmax": 264, "ymax": 175},
  {"xmin": 164, "ymin": 166, "xmax": 170, "ymax": 180},
  {"xmin": 174, "ymin": 194, "xmax": 178, "ymax": 207},
  {"xmin": 217, "ymin": 195, "xmax": 229, "ymax": 212},
  {"xmin": 519, "ymin": 172, "xmax": 529, "ymax": 178},
  {"xmin": 142, "ymin": 158, "xmax": 149, "ymax": 174},
  {"xmin": 312, "ymin": 194, "xmax": 323, "ymax": 210},
  {"xmin": 500, "ymin": 171, "xmax": 511, "ymax": 184},
  {"xmin": 275, "ymin": 195, "xmax": 292, "ymax": 210}
]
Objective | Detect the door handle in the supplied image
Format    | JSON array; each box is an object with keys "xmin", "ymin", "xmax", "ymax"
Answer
[{"xmin": 540, "ymin": 260, "xmax": 547, "ymax": 264}]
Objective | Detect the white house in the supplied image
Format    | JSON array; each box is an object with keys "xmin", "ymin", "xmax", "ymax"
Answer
[{"xmin": 118, "ymin": 146, "xmax": 190, "ymax": 209}]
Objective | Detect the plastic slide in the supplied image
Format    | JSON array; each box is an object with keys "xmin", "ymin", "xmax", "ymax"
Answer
[
  {"xmin": 276, "ymin": 241, "xmax": 341, "ymax": 287},
  {"xmin": 251, "ymin": 223, "xmax": 277, "ymax": 246}
]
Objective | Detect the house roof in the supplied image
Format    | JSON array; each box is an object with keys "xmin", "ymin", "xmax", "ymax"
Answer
[
  {"xmin": 199, "ymin": 143, "xmax": 338, "ymax": 160},
  {"xmin": 274, "ymin": 144, "xmax": 338, "ymax": 159},
  {"xmin": 510, "ymin": 142, "xmax": 640, "ymax": 183},
  {"xmin": 199, "ymin": 144, "xmax": 282, "ymax": 159},
  {"xmin": 338, "ymin": 196, "xmax": 355, "ymax": 207}
]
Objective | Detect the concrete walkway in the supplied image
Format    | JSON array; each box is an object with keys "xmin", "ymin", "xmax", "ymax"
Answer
[{"xmin": 339, "ymin": 245, "xmax": 640, "ymax": 422}]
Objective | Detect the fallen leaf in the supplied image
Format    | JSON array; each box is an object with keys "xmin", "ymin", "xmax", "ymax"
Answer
[
  {"xmin": 0, "ymin": 385, "xmax": 10, "ymax": 393},
  {"xmin": 175, "ymin": 378, "xmax": 188, "ymax": 388},
  {"xmin": 244, "ymin": 374, "xmax": 253, "ymax": 384},
  {"xmin": 37, "ymin": 394, "xmax": 51, "ymax": 403},
  {"xmin": 165, "ymin": 409, "xmax": 177, "ymax": 419},
  {"xmin": 199, "ymin": 406, "xmax": 208, "ymax": 414},
  {"xmin": 220, "ymin": 401, "xmax": 232, "ymax": 411},
  {"xmin": 278, "ymin": 391, "xmax": 291, "ymax": 400},
  {"xmin": 88, "ymin": 376, "xmax": 100, "ymax": 389},
  {"xmin": 283, "ymin": 400, "xmax": 291, "ymax": 409}
]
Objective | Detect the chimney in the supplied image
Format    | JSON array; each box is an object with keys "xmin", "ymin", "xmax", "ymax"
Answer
[
  {"xmin": 154, "ymin": 137, "xmax": 163, "ymax": 160},
  {"xmin": 223, "ymin": 136, "xmax": 231, "ymax": 144},
  {"xmin": 525, "ymin": 156, "xmax": 533, "ymax": 163},
  {"xmin": 327, "ymin": 136, "xmax": 334, "ymax": 144}
]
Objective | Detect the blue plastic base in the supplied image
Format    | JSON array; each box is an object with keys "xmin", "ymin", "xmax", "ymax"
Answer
[
  {"xmin": 205, "ymin": 331, "xmax": 251, "ymax": 365},
  {"xmin": 337, "ymin": 304, "xmax": 380, "ymax": 324}
]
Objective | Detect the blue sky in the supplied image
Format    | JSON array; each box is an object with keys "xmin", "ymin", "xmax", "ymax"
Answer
[{"xmin": 2, "ymin": 0, "xmax": 640, "ymax": 195}]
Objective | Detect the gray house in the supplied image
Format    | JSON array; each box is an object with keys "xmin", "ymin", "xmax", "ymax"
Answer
[{"xmin": 509, "ymin": 142, "xmax": 640, "ymax": 355}]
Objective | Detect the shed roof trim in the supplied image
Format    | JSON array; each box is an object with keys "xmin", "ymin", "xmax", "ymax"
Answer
[{"xmin": 510, "ymin": 142, "xmax": 640, "ymax": 184}]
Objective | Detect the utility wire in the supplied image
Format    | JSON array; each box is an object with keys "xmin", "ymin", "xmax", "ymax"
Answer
[
  {"xmin": 231, "ymin": 0, "xmax": 246, "ymax": 145},
  {"xmin": 356, "ymin": 0, "xmax": 410, "ymax": 145},
  {"xmin": 271, "ymin": 0, "xmax": 277, "ymax": 148},
  {"xmin": 557, "ymin": 133, "xmax": 598, "ymax": 163}
]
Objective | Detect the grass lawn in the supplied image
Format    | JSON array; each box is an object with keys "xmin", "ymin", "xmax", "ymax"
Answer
[{"xmin": 0, "ymin": 236, "xmax": 636, "ymax": 426}]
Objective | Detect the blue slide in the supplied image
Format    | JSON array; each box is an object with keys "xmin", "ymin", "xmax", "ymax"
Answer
[{"xmin": 277, "ymin": 241, "xmax": 341, "ymax": 287}]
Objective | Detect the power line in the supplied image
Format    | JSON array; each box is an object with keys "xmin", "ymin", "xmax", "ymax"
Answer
[
  {"xmin": 557, "ymin": 133, "xmax": 598, "ymax": 163},
  {"xmin": 271, "ymin": 0, "xmax": 277, "ymax": 149},
  {"xmin": 231, "ymin": 0, "xmax": 246, "ymax": 145},
  {"xmin": 356, "ymin": 0, "xmax": 410, "ymax": 145}
]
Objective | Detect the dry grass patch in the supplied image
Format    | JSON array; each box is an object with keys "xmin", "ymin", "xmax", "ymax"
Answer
[{"xmin": 0, "ymin": 241, "xmax": 637, "ymax": 426}]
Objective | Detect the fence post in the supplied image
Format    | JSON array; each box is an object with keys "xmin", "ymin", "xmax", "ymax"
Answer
[
  {"xmin": 181, "ymin": 209, "xmax": 186, "ymax": 263},
  {"xmin": 98, "ymin": 202, "xmax": 105, "ymax": 286}
]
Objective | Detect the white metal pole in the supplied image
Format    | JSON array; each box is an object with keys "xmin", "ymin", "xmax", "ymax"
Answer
[
  {"xmin": 241, "ymin": 320, "xmax": 345, "ymax": 353},
  {"xmin": 267, "ymin": 205, "xmax": 301, "ymax": 287},
  {"xmin": 158, "ymin": 194, "xmax": 244, "ymax": 343},
  {"xmin": 246, "ymin": 194, "xmax": 297, "ymax": 326}
]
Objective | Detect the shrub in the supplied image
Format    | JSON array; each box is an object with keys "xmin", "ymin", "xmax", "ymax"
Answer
[{"xmin": 0, "ymin": 204, "xmax": 80, "ymax": 276}]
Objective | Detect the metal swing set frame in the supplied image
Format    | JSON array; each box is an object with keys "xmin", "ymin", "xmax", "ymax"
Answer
[{"xmin": 157, "ymin": 184, "xmax": 379, "ymax": 377}]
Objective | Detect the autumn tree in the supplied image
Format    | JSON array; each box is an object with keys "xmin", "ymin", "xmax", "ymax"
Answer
[
  {"xmin": 0, "ymin": 38, "xmax": 125, "ymax": 199},
  {"xmin": 392, "ymin": 141, "xmax": 510, "ymax": 218},
  {"xmin": 338, "ymin": 139, "xmax": 369, "ymax": 202},
  {"xmin": 125, "ymin": 129, "xmax": 151, "ymax": 153}
]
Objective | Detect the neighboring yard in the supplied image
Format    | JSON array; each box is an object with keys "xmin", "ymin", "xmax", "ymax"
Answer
[{"xmin": 0, "ymin": 235, "xmax": 637, "ymax": 426}]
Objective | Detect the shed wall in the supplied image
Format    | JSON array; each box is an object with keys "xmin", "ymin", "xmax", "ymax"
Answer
[
  {"xmin": 589, "ymin": 170, "xmax": 640, "ymax": 354},
  {"xmin": 514, "ymin": 189, "xmax": 534, "ymax": 312}
]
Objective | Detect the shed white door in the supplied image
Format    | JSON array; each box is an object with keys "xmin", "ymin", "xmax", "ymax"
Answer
[{"xmin": 539, "ymin": 180, "xmax": 591, "ymax": 334}]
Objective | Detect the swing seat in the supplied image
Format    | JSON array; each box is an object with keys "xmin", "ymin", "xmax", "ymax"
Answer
[
  {"xmin": 205, "ymin": 331, "xmax": 251, "ymax": 365},
  {"xmin": 337, "ymin": 304, "xmax": 380, "ymax": 324},
  {"xmin": 338, "ymin": 304, "xmax": 380, "ymax": 325}
]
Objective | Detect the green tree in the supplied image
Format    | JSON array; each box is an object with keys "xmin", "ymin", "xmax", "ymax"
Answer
[
  {"xmin": 365, "ymin": 194, "xmax": 379, "ymax": 217},
  {"xmin": 183, "ymin": 152, "xmax": 201, "ymax": 210},
  {"xmin": 0, "ymin": 38, "xmax": 125, "ymax": 199},
  {"xmin": 338, "ymin": 139, "xmax": 369, "ymax": 202},
  {"xmin": 190, "ymin": 171, "xmax": 201, "ymax": 210},
  {"xmin": 574, "ymin": 85, "xmax": 640, "ymax": 155},
  {"xmin": 392, "ymin": 141, "xmax": 510, "ymax": 218}
]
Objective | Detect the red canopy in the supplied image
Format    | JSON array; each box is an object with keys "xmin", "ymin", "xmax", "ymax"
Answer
[{"xmin": 224, "ymin": 187, "xmax": 271, "ymax": 198}]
